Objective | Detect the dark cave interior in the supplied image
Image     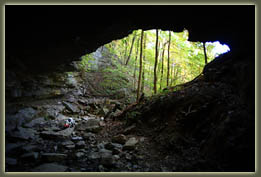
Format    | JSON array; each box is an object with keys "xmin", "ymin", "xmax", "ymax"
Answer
[{"xmin": 5, "ymin": 5, "xmax": 255, "ymax": 172}]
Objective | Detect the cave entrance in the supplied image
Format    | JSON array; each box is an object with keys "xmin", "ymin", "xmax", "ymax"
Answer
[{"xmin": 78, "ymin": 29, "xmax": 230, "ymax": 100}]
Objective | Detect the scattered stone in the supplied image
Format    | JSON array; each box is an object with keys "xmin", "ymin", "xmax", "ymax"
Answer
[
  {"xmin": 41, "ymin": 153, "xmax": 67, "ymax": 162},
  {"xmin": 61, "ymin": 141, "xmax": 76, "ymax": 149},
  {"xmin": 65, "ymin": 144, "xmax": 76, "ymax": 149},
  {"xmin": 98, "ymin": 165, "xmax": 105, "ymax": 172},
  {"xmin": 61, "ymin": 140, "xmax": 74, "ymax": 146},
  {"xmin": 40, "ymin": 127, "xmax": 74, "ymax": 139},
  {"xmin": 89, "ymin": 152, "xmax": 100, "ymax": 160},
  {"xmin": 6, "ymin": 157, "xmax": 17, "ymax": 166},
  {"xmin": 97, "ymin": 142, "xmax": 105, "ymax": 150},
  {"xmin": 76, "ymin": 118, "xmax": 102, "ymax": 133},
  {"xmin": 105, "ymin": 142, "xmax": 123, "ymax": 151},
  {"xmin": 71, "ymin": 136, "xmax": 83, "ymax": 142},
  {"xmin": 100, "ymin": 149, "xmax": 114, "ymax": 167},
  {"xmin": 98, "ymin": 107, "xmax": 109, "ymax": 117},
  {"xmin": 125, "ymin": 153, "xmax": 132, "ymax": 160},
  {"xmin": 123, "ymin": 137, "xmax": 138, "ymax": 150},
  {"xmin": 99, "ymin": 121, "xmax": 106, "ymax": 127},
  {"xmin": 78, "ymin": 99, "xmax": 87, "ymax": 105},
  {"xmin": 75, "ymin": 152, "xmax": 85, "ymax": 158},
  {"xmin": 112, "ymin": 134, "xmax": 127, "ymax": 145},
  {"xmin": 140, "ymin": 137, "xmax": 145, "ymax": 142},
  {"xmin": 76, "ymin": 141, "xmax": 86, "ymax": 149},
  {"xmin": 62, "ymin": 101, "xmax": 79, "ymax": 113},
  {"xmin": 31, "ymin": 163, "xmax": 68, "ymax": 172},
  {"xmin": 113, "ymin": 154, "xmax": 120, "ymax": 160}
]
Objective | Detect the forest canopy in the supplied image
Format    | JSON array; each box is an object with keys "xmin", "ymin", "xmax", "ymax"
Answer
[{"xmin": 81, "ymin": 29, "xmax": 230, "ymax": 97}]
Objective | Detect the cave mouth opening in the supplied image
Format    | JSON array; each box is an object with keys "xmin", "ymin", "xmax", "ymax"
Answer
[{"xmin": 78, "ymin": 29, "xmax": 230, "ymax": 97}]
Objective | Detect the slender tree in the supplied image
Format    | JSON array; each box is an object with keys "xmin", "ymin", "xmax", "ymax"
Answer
[
  {"xmin": 167, "ymin": 31, "xmax": 171, "ymax": 86},
  {"xmin": 125, "ymin": 33, "xmax": 137, "ymax": 65},
  {"xmin": 160, "ymin": 42, "xmax": 167, "ymax": 90},
  {"xmin": 133, "ymin": 35, "xmax": 140, "ymax": 90},
  {"xmin": 141, "ymin": 32, "xmax": 147, "ymax": 93},
  {"xmin": 154, "ymin": 29, "xmax": 159, "ymax": 94},
  {"xmin": 137, "ymin": 30, "xmax": 144, "ymax": 101},
  {"xmin": 203, "ymin": 42, "xmax": 208, "ymax": 65}
]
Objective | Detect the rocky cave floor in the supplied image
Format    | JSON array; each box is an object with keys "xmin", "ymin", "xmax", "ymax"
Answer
[
  {"xmin": 5, "ymin": 59, "xmax": 254, "ymax": 172},
  {"xmin": 5, "ymin": 87, "xmax": 214, "ymax": 172},
  {"xmin": 5, "ymin": 96, "xmax": 205, "ymax": 172}
]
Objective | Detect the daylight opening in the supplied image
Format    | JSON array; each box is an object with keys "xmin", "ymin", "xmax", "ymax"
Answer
[{"xmin": 79, "ymin": 29, "xmax": 230, "ymax": 98}]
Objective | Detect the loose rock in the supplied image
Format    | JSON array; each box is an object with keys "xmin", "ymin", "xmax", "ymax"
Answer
[
  {"xmin": 112, "ymin": 134, "xmax": 127, "ymax": 145},
  {"xmin": 123, "ymin": 137, "xmax": 138, "ymax": 150}
]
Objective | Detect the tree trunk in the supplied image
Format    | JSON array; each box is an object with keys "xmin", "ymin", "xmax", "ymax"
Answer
[
  {"xmin": 167, "ymin": 31, "xmax": 171, "ymax": 86},
  {"xmin": 133, "ymin": 37, "xmax": 140, "ymax": 90},
  {"xmin": 160, "ymin": 42, "xmax": 167, "ymax": 90},
  {"xmin": 203, "ymin": 42, "xmax": 208, "ymax": 65},
  {"xmin": 125, "ymin": 33, "xmax": 136, "ymax": 65},
  {"xmin": 154, "ymin": 29, "xmax": 159, "ymax": 94},
  {"xmin": 124, "ymin": 39, "xmax": 128, "ymax": 63},
  {"xmin": 137, "ymin": 30, "xmax": 144, "ymax": 101},
  {"xmin": 141, "ymin": 33, "xmax": 147, "ymax": 93}
]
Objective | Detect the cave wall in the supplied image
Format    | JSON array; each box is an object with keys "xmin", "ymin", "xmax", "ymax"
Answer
[{"xmin": 5, "ymin": 5, "xmax": 255, "ymax": 73}]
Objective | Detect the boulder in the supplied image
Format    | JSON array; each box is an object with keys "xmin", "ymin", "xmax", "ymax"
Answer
[
  {"xmin": 99, "ymin": 149, "xmax": 114, "ymax": 167},
  {"xmin": 61, "ymin": 140, "xmax": 75, "ymax": 149},
  {"xmin": 62, "ymin": 101, "xmax": 79, "ymax": 113},
  {"xmin": 71, "ymin": 136, "xmax": 83, "ymax": 142},
  {"xmin": 105, "ymin": 142, "xmax": 123, "ymax": 151},
  {"xmin": 75, "ymin": 152, "xmax": 85, "ymax": 159},
  {"xmin": 76, "ymin": 118, "xmax": 102, "ymax": 133},
  {"xmin": 6, "ymin": 107, "xmax": 38, "ymax": 131},
  {"xmin": 40, "ymin": 127, "xmax": 74, "ymax": 139},
  {"xmin": 123, "ymin": 137, "xmax": 138, "ymax": 150},
  {"xmin": 89, "ymin": 152, "xmax": 101, "ymax": 160}
]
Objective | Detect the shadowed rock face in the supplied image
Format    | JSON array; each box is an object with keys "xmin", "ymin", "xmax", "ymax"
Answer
[{"xmin": 5, "ymin": 5, "xmax": 255, "ymax": 73}]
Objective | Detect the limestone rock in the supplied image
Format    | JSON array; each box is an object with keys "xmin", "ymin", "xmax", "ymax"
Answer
[
  {"xmin": 75, "ymin": 152, "xmax": 85, "ymax": 159},
  {"xmin": 62, "ymin": 101, "xmax": 79, "ymax": 113},
  {"xmin": 123, "ymin": 137, "xmax": 138, "ymax": 150}
]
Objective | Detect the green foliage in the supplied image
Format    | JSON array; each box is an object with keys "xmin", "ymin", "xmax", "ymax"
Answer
[
  {"xmin": 79, "ymin": 54, "xmax": 96, "ymax": 72},
  {"xmin": 80, "ymin": 28, "xmax": 229, "ymax": 97}
]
